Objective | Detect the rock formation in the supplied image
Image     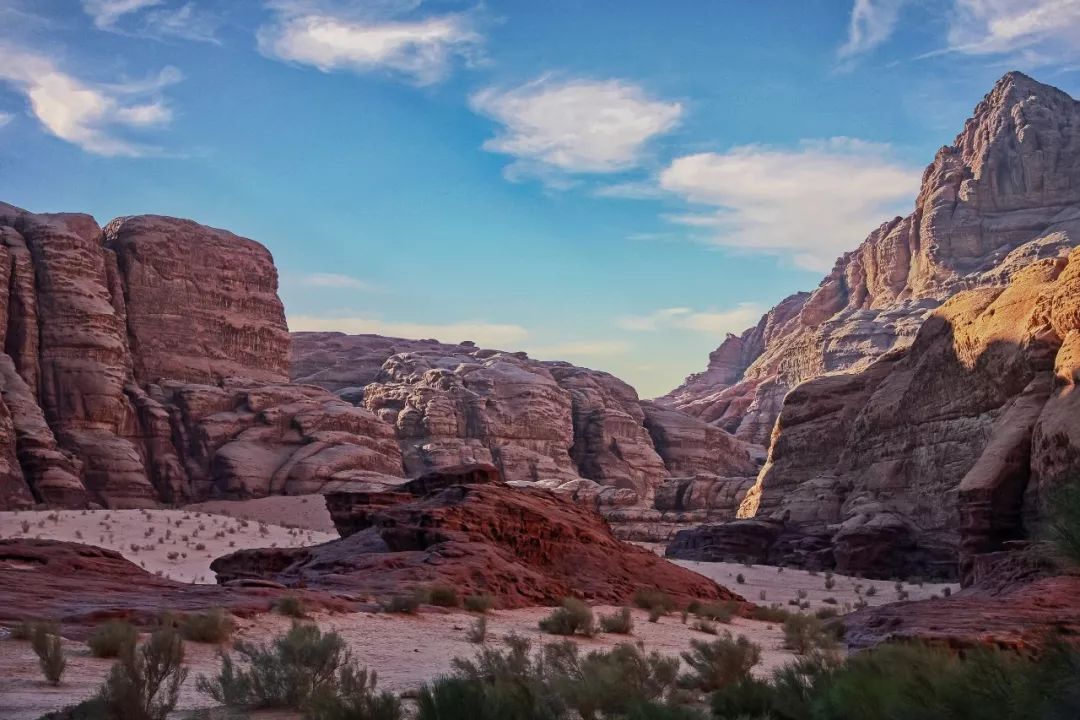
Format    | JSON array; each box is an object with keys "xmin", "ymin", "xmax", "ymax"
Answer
[
  {"xmin": 0, "ymin": 205, "xmax": 404, "ymax": 509},
  {"xmin": 666, "ymin": 72, "xmax": 1080, "ymax": 582},
  {"xmin": 211, "ymin": 464, "xmax": 744, "ymax": 609},
  {"xmin": 291, "ymin": 331, "xmax": 759, "ymax": 536}
]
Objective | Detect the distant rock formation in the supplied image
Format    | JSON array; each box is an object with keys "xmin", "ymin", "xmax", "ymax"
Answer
[
  {"xmin": 665, "ymin": 72, "xmax": 1080, "ymax": 582},
  {"xmin": 211, "ymin": 464, "xmax": 745, "ymax": 608},
  {"xmin": 0, "ymin": 206, "xmax": 404, "ymax": 509}
]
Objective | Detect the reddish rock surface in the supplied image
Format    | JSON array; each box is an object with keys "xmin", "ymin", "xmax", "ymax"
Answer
[
  {"xmin": 665, "ymin": 73, "xmax": 1080, "ymax": 582},
  {"xmin": 0, "ymin": 203, "xmax": 405, "ymax": 509},
  {"xmin": 0, "ymin": 539, "xmax": 344, "ymax": 635},
  {"xmin": 212, "ymin": 470, "xmax": 744, "ymax": 610}
]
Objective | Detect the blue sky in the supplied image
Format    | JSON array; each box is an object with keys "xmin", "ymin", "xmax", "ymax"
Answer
[{"xmin": 1, "ymin": 1, "xmax": 1078, "ymax": 397}]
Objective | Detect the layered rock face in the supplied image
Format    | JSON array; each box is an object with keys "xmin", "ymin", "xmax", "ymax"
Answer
[
  {"xmin": 0, "ymin": 205, "xmax": 403, "ymax": 509},
  {"xmin": 666, "ymin": 73, "xmax": 1080, "ymax": 581},
  {"xmin": 663, "ymin": 72, "xmax": 1080, "ymax": 446},
  {"xmin": 212, "ymin": 465, "xmax": 744, "ymax": 609},
  {"xmin": 291, "ymin": 332, "xmax": 759, "ymax": 535}
]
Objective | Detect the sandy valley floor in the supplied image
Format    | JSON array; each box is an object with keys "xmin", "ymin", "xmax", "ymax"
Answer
[{"xmin": 0, "ymin": 500, "xmax": 959, "ymax": 718}]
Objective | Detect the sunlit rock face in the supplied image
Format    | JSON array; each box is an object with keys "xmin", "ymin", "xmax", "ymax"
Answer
[
  {"xmin": 0, "ymin": 204, "xmax": 404, "ymax": 509},
  {"xmin": 665, "ymin": 73, "xmax": 1080, "ymax": 581}
]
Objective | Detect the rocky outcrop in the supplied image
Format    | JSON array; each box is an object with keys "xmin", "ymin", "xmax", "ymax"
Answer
[
  {"xmin": 0, "ymin": 203, "xmax": 405, "ymax": 509},
  {"xmin": 663, "ymin": 73, "xmax": 1080, "ymax": 447},
  {"xmin": 665, "ymin": 74, "xmax": 1080, "ymax": 581},
  {"xmin": 0, "ymin": 539, "xmax": 347, "ymax": 633},
  {"xmin": 212, "ymin": 466, "xmax": 746, "ymax": 609}
]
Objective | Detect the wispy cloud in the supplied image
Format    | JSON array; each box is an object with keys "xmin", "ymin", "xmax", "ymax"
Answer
[
  {"xmin": 82, "ymin": 0, "xmax": 220, "ymax": 42},
  {"xmin": 258, "ymin": 1, "xmax": 482, "ymax": 85},
  {"xmin": 940, "ymin": 0, "xmax": 1080, "ymax": 65},
  {"xmin": 617, "ymin": 304, "xmax": 763, "ymax": 335},
  {"xmin": 838, "ymin": 0, "xmax": 907, "ymax": 60},
  {"xmin": 82, "ymin": 0, "xmax": 162, "ymax": 29},
  {"xmin": 470, "ymin": 76, "xmax": 682, "ymax": 183},
  {"xmin": 288, "ymin": 313, "xmax": 528, "ymax": 347},
  {"xmin": 0, "ymin": 44, "xmax": 180, "ymax": 156},
  {"xmin": 658, "ymin": 138, "xmax": 920, "ymax": 271},
  {"xmin": 298, "ymin": 272, "xmax": 379, "ymax": 291}
]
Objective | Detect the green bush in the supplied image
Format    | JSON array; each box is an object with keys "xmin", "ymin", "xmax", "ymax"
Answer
[
  {"xmin": 179, "ymin": 609, "xmax": 235, "ymax": 644},
  {"xmin": 748, "ymin": 604, "xmax": 792, "ymax": 624},
  {"xmin": 538, "ymin": 598, "xmax": 595, "ymax": 637},
  {"xmin": 276, "ymin": 595, "xmax": 308, "ymax": 618},
  {"xmin": 197, "ymin": 622, "xmax": 398, "ymax": 719},
  {"xmin": 383, "ymin": 593, "xmax": 420, "ymax": 614},
  {"xmin": 425, "ymin": 584, "xmax": 460, "ymax": 608},
  {"xmin": 599, "ymin": 607, "xmax": 634, "ymax": 635},
  {"xmin": 633, "ymin": 589, "xmax": 675, "ymax": 614},
  {"xmin": 782, "ymin": 613, "xmax": 837, "ymax": 656},
  {"xmin": 678, "ymin": 634, "xmax": 761, "ymax": 692},
  {"xmin": 97, "ymin": 624, "xmax": 188, "ymax": 720},
  {"xmin": 690, "ymin": 619, "xmax": 718, "ymax": 635},
  {"xmin": 463, "ymin": 594, "xmax": 494, "ymax": 614},
  {"xmin": 88, "ymin": 620, "xmax": 138, "ymax": 658},
  {"xmin": 544, "ymin": 641, "xmax": 681, "ymax": 719},
  {"xmin": 10, "ymin": 620, "xmax": 34, "ymax": 640},
  {"xmin": 32, "ymin": 622, "xmax": 67, "ymax": 685},
  {"xmin": 467, "ymin": 616, "xmax": 487, "ymax": 644},
  {"xmin": 692, "ymin": 601, "xmax": 735, "ymax": 623}
]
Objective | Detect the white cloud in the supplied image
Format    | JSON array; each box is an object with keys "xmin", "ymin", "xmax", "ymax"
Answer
[
  {"xmin": 943, "ymin": 0, "xmax": 1080, "ymax": 63},
  {"xmin": 470, "ymin": 77, "xmax": 682, "ymax": 179},
  {"xmin": 298, "ymin": 273, "xmax": 377, "ymax": 291},
  {"xmin": 258, "ymin": 1, "xmax": 481, "ymax": 85},
  {"xmin": 288, "ymin": 314, "xmax": 528, "ymax": 347},
  {"xmin": 82, "ymin": 0, "xmax": 162, "ymax": 29},
  {"xmin": 617, "ymin": 304, "xmax": 763, "ymax": 335},
  {"xmin": 838, "ymin": 0, "xmax": 906, "ymax": 58},
  {"xmin": 0, "ymin": 112, "xmax": 12, "ymax": 128},
  {"xmin": 659, "ymin": 138, "xmax": 920, "ymax": 271},
  {"xmin": 0, "ymin": 45, "xmax": 179, "ymax": 156}
]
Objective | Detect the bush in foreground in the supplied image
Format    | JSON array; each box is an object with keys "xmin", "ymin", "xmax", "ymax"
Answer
[
  {"xmin": 678, "ymin": 634, "xmax": 760, "ymax": 692},
  {"xmin": 538, "ymin": 598, "xmax": 595, "ymax": 637},
  {"xmin": 31, "ymin": 622, "xmax": 67, "ymax": 685},
  {"xmin": 88, "ymin": 620, "xmax": 138, "ymax": 659},
  {"xmin": 463, "ymin": 593, "xmax": 494, "ymax": 614},
  {"xmin": 179, "ymin": 608, "xmax": 235, "ymax": 644},
  {"xmin": 599, "ymin": 607, "xmax": 634, "ymax": 635},
  {"xmin": 98, "ymin": 624, "xmax": 188, "ymax": 720},
  {"xmin": 275, "ymin": 595, "xmax": 308, "ymax": 619}
]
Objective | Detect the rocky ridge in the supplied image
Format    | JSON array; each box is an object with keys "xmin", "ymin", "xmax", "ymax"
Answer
[{"xmin": 665, "ymin": 72, "xmax": 1080, "ymax": 582}]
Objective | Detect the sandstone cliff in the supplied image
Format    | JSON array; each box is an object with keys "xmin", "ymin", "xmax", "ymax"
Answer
[
  {"xmin": 666, "ymin": 73, "xmax": 1080, "ymax": 582},
  {"xmin": 0, "ymin": 206, "xmax": 404, "ymax": 509}
]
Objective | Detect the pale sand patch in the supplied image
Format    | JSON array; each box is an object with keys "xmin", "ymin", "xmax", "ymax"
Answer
[
  {"xmin": 0, "ymin": 606, "xmax": 798, "ymax": 720},
  {"xmin": 0, "ymin": 508, "xmax": 338, "ymax": 584},
  {"xmin": 672, "ymin": 558, "xmax": 959, "ymax": 611}
]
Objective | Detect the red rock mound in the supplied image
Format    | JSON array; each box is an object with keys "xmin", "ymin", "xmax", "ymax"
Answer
[
  {"xmin": 211, "ymin": 470, "xmax": 744, "ymax": 609},
  {"xmin": 0, "ymin": 539, "xmax": 342, "ymax": 635}
]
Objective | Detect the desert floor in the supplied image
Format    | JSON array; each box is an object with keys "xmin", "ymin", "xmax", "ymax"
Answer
[{"xmin": 0, "ymin": 499, "xmax": 959, "ymax": 719}]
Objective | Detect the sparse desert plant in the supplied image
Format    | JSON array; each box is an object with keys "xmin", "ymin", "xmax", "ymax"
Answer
[
  {"xmin": 383, "ymin": 592, "xmax": 420, "ymax": 614},
  {"xmin": 466, "ymin": 616, "xmax": 487, "ymax": 644},
  {"xmin": 88, "ymin": 619, "xmax": 138, "ymax": 658},
  {"xmin": 942, "ymin": 587, "xmax": 952, "ymax": 597},
  {"xmin": 865, "ymin": 585, "xmax": 878, "ymax": 597},
  {"xmin": 821, "ymin": 596, "xmax": 837, "ymax": 605},
  {"xmin": 796, "ymin": 588, "xmax": 808, "ymax": 600},
  {"xmin": 692, "ymin": 601, "xmax": 735, "ymax": 623},
  {"xmin": 599, "ymin": 607, "xmax": 634, "ymax": 634},
  {"xmin": 678, "ymin": 634, "xmax": 760, "ymax": 692},
  {"xmin": 303, "ymin": 664, "xmax": 403, "ymax": 720},
  {"xmin": 180, "ymin": 609, "xmax": 235, "ymax": 644},
  {"xmin": 815, "ymin": 607, "xmax": 840, "ymax": 620},
  {"xmin": 31, "ymin": 622, "xmax": 67, "ymax": 685},
  {"xmin": 648, "ymin": 606, "xmax": 665, "ymax": 623},
  {"xmin": 20, "ymin": 519, "xmax": 31, "ymax": 533},
  {"xmin": 1044, "ymin": 480, "xmax": 1080, "ymax": 566},
  {"xmin": 10, "ymin": 619, "xmax": 34, "ymax": 640},
  {"xmin": 824, "ymin": 575, "xmax": 836, "ymax": 590},
  {"xmin": 197, "ymin": 622, "xmax": 391, "ymax": 716},
  {"xmin": 735, "ymin": 573, "xmax": 745, "ymax": 584},
  {"xmin": 748, "ymin": 604, "xmax": 792, "ymax": 624},
  {"xmin": 276, "ymin": 594, "xmax": 308, "ymax": 618},
  {"xmin": 633, "ymin": 589, "xmax": 675, "ymax": 615},
  {"xmin": 98, "ymin": 624, "xmax": 188, "ymax": 720},
  {"xmin": 538, "ymin": 597, "xmax": 595, "ymax": 637},
  {"xmin": 690, "ymin": 619, "xmax": 718, "ymax": 635},
  {"xmin": 782, "ymin": 613, "xmax": 837, "ymax": 656},
  {"xmin": 425, "ymin": 584, "xmax": 460, "ymax": 607},
  {"xmin": 463, "ymin": 593, "xmax": 494, "ymax": 614}
]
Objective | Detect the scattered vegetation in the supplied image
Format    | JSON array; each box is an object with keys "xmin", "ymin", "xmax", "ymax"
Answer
[
  {"xmin": 383, "ymin": 593, "xmax": 421, "ymax": 615},
  {"xmin": 1044, "ymin": 480, "xmax": 1080, "ymax": 566},
  {"xmin": 276, "ymin": 594, "xmax": 308, "ymax": 618},
  {"xmin": 633, "ymin": 589, "xmax": 676, "ymax": 615},
  {"xmin": 425, "ymin": 584, "xmax": 460, "ymax": 608},
  {"xmin": 690, "ymin": 619, "xmax": 718, "ymax": 635},
  {"xmin": 31, "ymin": 622, "xmax": 67, "ymax": 685},
  {"xmin": 88, "ymin": 620, "xmax": 138, "ymax": 659},
  {"xmin": 179, "ymin": 609, "xmax": 236, "ymax": 644},
  {"xmin": 463, "ymin": 593, "xmax": 494, "ymax": 614},
  {"xmin": 466, "ymin": 617, "xmax": 487, "ymax": 644},
  {"xmin": 98, "ymin": 624, "xmax": 188, "ymax": 720},
  {"xmin": 599, "ymin": 607, "xmax": 634, "ymax": 635},
  {"xmin": 735, "ymin": 573, "xmax": 745, "ymax": 584},
  {"xmin": 678, "ymin": 634, "xmax": 761, "ymax": 692},
  {"xmin": 690, "ymin": 601, "xmax": 735, "ymax": 624},
  {"xmin": 538, "ymin": 597, "xmax": 596, "ymax": 637},
  {"xmin": 782, "ymin": 614, "xmax": 838, "ymax": 657}
]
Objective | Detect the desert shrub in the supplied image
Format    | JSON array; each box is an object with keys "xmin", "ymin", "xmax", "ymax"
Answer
[
  {"xmin": 303, "ymin": 665, "xmax": 403, "ymax": 720},
  {"xmin": 32, "ymin": 622, "xmax": 67, "ymax": 685},
  {"xmin": 88, "ymin": 620, "xmax": 138, "ymax": 658},
  {"xmin": 598, "ymin": 607, "xmax": 634, "ymax": 635},
  {"xmin": 545, "ymin": 641, "xmax": 681, "ymax": 719},
  {"xmin": 633, "ymin": 589, "xmax": 675, "ymax": 614},
  {"xmin": 815, "ymin": 607, "xmax": 839, "ymax": 620},
  {"xmin": 692, "ymin": 601, "xmax": 735, "ymax": 623},
  {"xmin": 383, "ymin": 593, "xmax": 421, "ymax": 614},
  {"xmin": 648, "ymin": 607, "xmax": 665, "ymax": 623},
  {"xmin": 864, "ymin": 585, "xmax": 877, "ymax": 597},
  {"xmin": 276, "ymin": 594, "xmax": 308, "ymax": 618},
  {"xmin": 463, "ymin": 593, "xmax": 494, "ymax": 614},
  {"xmin": 1044, "ymin": 480, "xmax": 1080, "ymax": 566},
  {"xmin": 180, "ymin": 609, "xmax": 235, "ymax": 644},
  {"xmin": 782, "ymin": 614, "xmax": 837, "ymax": 656},
  {"xmin": 538, "ymin": 598, "xmax": 595, "ymax": 637},
  {"xmin": 197, "ymin": 622, "xmax": 391, "ymax": 717},
  {"xmin": 678, "ymin": 634, "xmax": 760, "ymax": 692},
  {"xmin": 735, "ymin": 573, "xmax": 745, "ymax": 584},
  {"xmin": 748, "ymin": 604, "xmax": 792, "ymax": 624},
  {"xmin": 690, "ymin": 619, "xmax": 718, "ymax": 635},
  {"xmin": 467, "ymin": 616, "xmax": 487, "ymax": 644},
  {"xmin": 97, "ymin": 624, "xmax": 188, "ymax": 720},
  {"xmin": 426, "ymin": 584, "xmax": 460, "ymax": 608},
  {"xmin": 824, "ymin": 576, "xmax": 836, "ymax": 590},
  {"xmin": 10, "ymin": 619, "xmax": 34, "ymax": 640}
]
